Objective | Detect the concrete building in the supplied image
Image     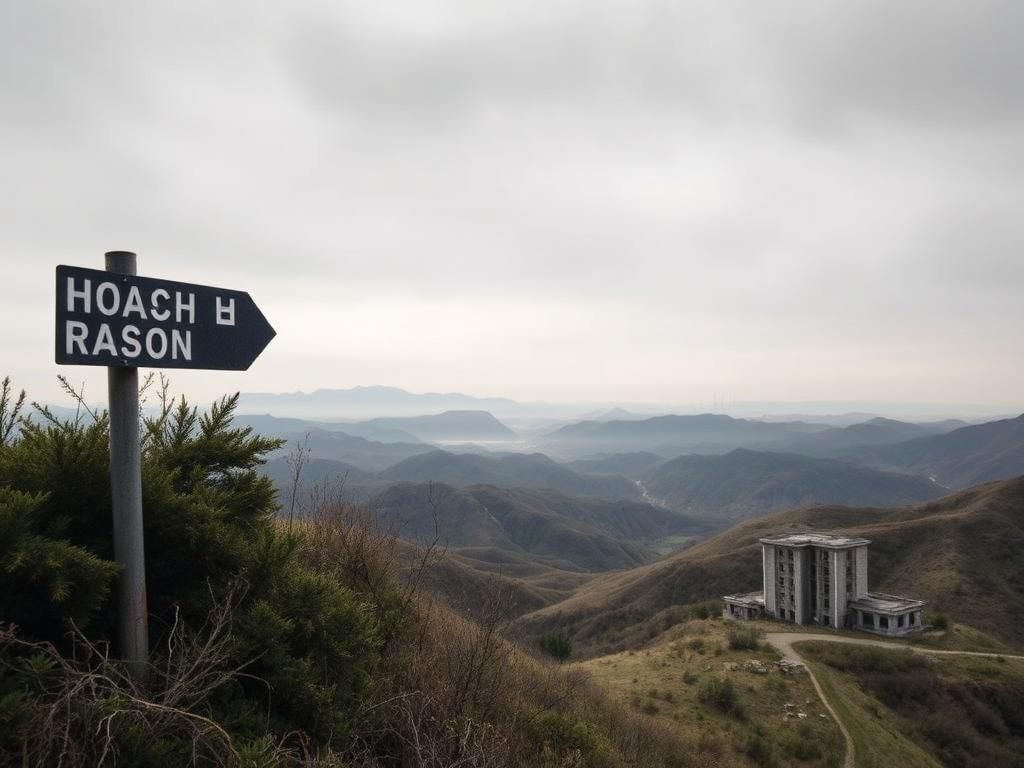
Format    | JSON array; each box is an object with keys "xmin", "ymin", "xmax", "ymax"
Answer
[{"xmin": 722, "ymin": 531, "xmax": 926, "ymax": 636}]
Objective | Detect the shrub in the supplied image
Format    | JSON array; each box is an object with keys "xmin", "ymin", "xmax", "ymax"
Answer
[
  {"xmin": 930, "ymin": 612, "xmax": 950, "ymax": 631},
  {"xmin": 744, "ymin": 732, "xmax": 777, "ymax": 767},
  {"xmin": 697, "ymin": 677, "xmax": 743, "ymax": 717},
  {"xmin": 539, "ymin": 632, "xmax": 572, "ymax": 662},
  {"xmin": 726, "ymin": 626, "xmax": 760, "ymax": 651},
  {"xmin": 0, "ymin": 385, "xmax": 382, "ymax": 762}
]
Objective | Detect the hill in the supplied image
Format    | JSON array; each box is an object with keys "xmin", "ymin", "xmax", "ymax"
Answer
[
  {"xmin": 512, "ymin": 475, "xmax": 1024, "ymax": 652},
  {"xmin": 542, "ymin": 413, "xmax": 828, "ymax": 457},
  {"xmin": 776, "ymin": 416, "xmax": 963, "ymax": 456},
  {"xmin": 841, "ymin": 414, "xmax": 1024, "ymax": 488},
  {"xmin": 357, "ymin": 410, "xmax": 517, "ymax": 442},
  {"xmin": 640, "ymin": 448, "xmax": 945, "ymax": 524},
  {"xmin": 565, "ymin": 452, "xmax": 666, "ymax": 479},
  {"xmin": 376, "ymin": 450, "xmax": 641, "ymax": 501},
  {"xmin": 369, "ymin": 482, "xmax": 710, "ymax": 573}
]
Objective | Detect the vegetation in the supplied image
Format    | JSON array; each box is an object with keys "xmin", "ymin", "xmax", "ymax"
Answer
[
  {"xmin": 580, "ymin": 619, "xmax": 843, "ymax": 767},
  {"xmin": 538, "ymin": 632, "xmax": 572, "ymax": 662},
  {"xmin": 727, "ymin": 625, "xmax": 761, "ymax": 651},
  {"xmin": 0, "ymin": 377, "xmax": 697, "ymax": 767},
  {"xmin": 803, "ymin": 642, "xmax": 1024, "ymax": 767}
]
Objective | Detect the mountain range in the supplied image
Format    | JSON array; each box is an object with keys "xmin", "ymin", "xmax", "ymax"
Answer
[
  {"xmin": 838, "ymin": 413, "xmax": 1024, "ymax": 488},
  {"xmin": 640, "ymin": 448, "xmax": 946, "ymax": 523},
  {"xmin": 369, "ymin": 482, "xmax": 711, "ymax": 573}
]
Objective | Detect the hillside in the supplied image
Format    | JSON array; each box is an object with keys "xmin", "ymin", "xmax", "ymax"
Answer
[
  {"xmin": 376, "ymin": 449, "xmax": 641, "ymax": 501},
  {"xmin": 369, "ymin": 482, "xmax": 710, "ymax": 573},
  {"xmin": 358, "ymin": 409, "xmax": 517, "ymax": 442},
  {"xmin": 841, "ymin": 414, "xmax": 1024, "ymax": 488},
  {"xmin": 641, "ymin": 448, "xmax": 945, "ymax": 524},
  {"xmin": 513, "ymin": 475, "xmax": 1024, "ymax": 652},
  {"xmin": 566, "ymin": 451, "xmax": 666, "ymax": 479},
  {"xmin": 542, "ymin": 413, "xmax": 828, "ymax": 457},
  {"xmin": 775, "ymin": 416, "xmax": 963, "ymax": 457}
]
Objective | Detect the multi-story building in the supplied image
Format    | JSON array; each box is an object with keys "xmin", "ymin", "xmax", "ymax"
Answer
[{"xmin": 723, "ymin": 532, "xmax": 926, "ymax": 637}]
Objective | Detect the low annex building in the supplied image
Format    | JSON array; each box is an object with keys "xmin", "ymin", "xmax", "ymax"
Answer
[{"xmin": 723, "ymin": 532, "xmax": 926, "ymax": 637}]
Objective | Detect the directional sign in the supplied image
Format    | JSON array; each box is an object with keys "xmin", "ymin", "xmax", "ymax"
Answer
[{"xmin": 55, "ymin": 265, "xmax": 275, "ymax": 370}]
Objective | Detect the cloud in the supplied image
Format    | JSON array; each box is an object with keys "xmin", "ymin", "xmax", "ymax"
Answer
[{"xmin": 1, "ymin": 1, "xmax": 1022, "ymax": 408}]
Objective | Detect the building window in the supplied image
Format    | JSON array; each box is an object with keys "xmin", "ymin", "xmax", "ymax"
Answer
[
  {"xmin": 898, "ymin": 615, "xmax": 905, "ymax": 628},
  {"xmin": 879, "ymin": 616, "xmax": 889, "ymax": 629}
]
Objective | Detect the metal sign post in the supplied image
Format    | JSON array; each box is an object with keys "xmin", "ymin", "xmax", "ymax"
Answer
[
  {"xmin": 104, "ymin": 251, "xmax": 148, "ymax": 681},
  {"xmin": 54, "ymin": 253, "xmax": 276, "ymax": 680}
]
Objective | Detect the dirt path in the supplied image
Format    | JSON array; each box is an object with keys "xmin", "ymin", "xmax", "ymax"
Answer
[{"xmin": 764, "ymin": 631, "xmax": 1024, "ymax": 768}]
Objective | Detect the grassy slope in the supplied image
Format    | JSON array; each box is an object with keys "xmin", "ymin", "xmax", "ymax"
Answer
[
  {"xmin": 800, "ymin": 642, "xmax": 1024, "ymax": 768},
  {"xmin": 579, "ymin": 618, "xmax": 844, "ymax": 767},
  {"xmin": 802, "ymin": 658, "xmax": 938, "ymax": 768}
]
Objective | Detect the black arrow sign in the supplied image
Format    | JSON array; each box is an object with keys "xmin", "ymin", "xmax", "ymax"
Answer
[{"xmin": 55, "ymin": 265, "xmax": 276, "ymax": 370}]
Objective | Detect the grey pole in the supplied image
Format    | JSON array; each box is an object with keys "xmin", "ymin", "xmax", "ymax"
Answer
[{"xmin": 105, "ymin": 250, "xmax": 149, "ymax": 681}]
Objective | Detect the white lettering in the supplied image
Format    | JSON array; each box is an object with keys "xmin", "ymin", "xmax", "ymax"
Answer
[
  {"xmin": 151, "ymin": 288, "xmax": 171, "ymax": 321},
  {"xmin": 175, "ymin": 292, "xmax": 195, "ymax": 324},
  {"xmin": 92, "ymin": 324, "xmax": 117, "ymax": 356},
  {"xmin": 145, "ymin": 327, "xmax": 168, "ymax": 359},
  {"xmin": 122, "ymin": 286, "xmax": 147, "ymax": 319},
  {"xmin": 215, "ymin": 296, "xmax": 235, "ymax": 326},
  {"xmin": 121, "ymin": 325, "xmax": 142, "ymax": 358},
  {"xmin": 67, "ymin": 278, "xmax": 91, "ymax": 313},
  {"xmin": 171, "ymin": 329, "xmax": 192, "ymax": 361},
  {"xmin": 66, "ymin": 320, "xmax": 89, "ymax": 354},
  {"xmin": 96, "ymin": 282, "xmax": 120, "ymax": 316}
]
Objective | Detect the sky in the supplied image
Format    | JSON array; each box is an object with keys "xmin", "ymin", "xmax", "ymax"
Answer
[{"xmin": 2, "ymin": 1, "xmax": 1023, "ymax": 413}]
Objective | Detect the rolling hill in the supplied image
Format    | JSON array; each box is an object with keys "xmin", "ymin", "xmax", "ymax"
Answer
[
  {"xmin": 840, "ymin": 414, "xmax": 1024, "ymax": 488},
  {"xmin": 775, "ymin": 416, "xmax": 965, "ymax": 457},
  {"xmin": 541, "ymin": 413, "xmax": 829, "ymax": 457},
  {"xmin": 368, "ymin": 482, "xmax": 710, "ymax": 573},
  {"xmin": 512, "ymin": 474, "xmax": 1024, "ymax": 652},
  {"xmin": 640, "ymin": 448, "xmax": 945, "ymax": 524},
  {"xmin": 357, "ymin": 410, "xmax": 517, "ymax": 442},
  {"xmin": 376, "ymin": 450, "xmax": 641, "ymax": 501}
]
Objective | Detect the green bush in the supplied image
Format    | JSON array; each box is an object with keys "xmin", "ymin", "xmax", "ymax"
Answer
[
  {"xmin": 0, "ymin": 384, "xmax": 383, "ymax": 762},
  {"xmin": 930, "ymin": 612, "xmax": 950, "ymax": 631},
  {"xmin": 697, "ymin": 677, "xmax": 743, "ymax": 717},
  {"xmin": 538, "ymin": 631, "xmax": 572, "ymax": 662}
]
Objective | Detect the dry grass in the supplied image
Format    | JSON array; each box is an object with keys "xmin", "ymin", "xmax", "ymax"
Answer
[
  {"xmin": 291, "ymin": 487, "xmax": 702, "ymax": 767},
  {"xmin": 580, "ymin": 618, "xmax": 844, "ymax": 767}
]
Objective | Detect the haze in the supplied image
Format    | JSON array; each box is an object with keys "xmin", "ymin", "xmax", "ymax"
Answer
[{"xmin": 3, "ymin": 1, "xmax": 1022, "ymax": 412}]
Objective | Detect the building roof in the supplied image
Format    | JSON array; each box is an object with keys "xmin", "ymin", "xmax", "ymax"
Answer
[
  {"xmin": 850, "ymin": 592, "xmax": 926, "ymax": 614},
  {"xmin": 759, "ymin": 531, "xmax": 871, "ymax": 549},
  {"xmin": 723, "ymin": 591, "xmax": 765, "ymax": 607}
]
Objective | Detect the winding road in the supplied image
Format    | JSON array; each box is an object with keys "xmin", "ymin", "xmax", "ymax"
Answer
[{"xmin": 763, "ymin": 631, "xmax": 1024, "ymax": 768}]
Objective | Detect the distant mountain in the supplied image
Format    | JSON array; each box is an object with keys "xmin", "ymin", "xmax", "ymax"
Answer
[
  {"xmin": 370, "ymin": 483, "xmax": 709, "ymax": 573},
  {"xmin": 358, "ymin": 410, "xmax": 517, "ymax": 442},
  {"xmin": 376, "ymin": 450, "xmax": 640, "ymax": 501},
  {"xmin": 775, "ymin": 416, "xmax": 965, "ymax": 457},
  {"xmin": 513, "ymin": 475, "xmax": 1024, "ymax": 651},
  {"xmin": 641, "ymin": 448, "xmax": 945, "ymax": 524},
  {"xmin": 842, "ymin": 414, "xmax": 1024, "ymax": 488},
  {"xmin": 566, "ymin": 452, "xmax": 666, "ymax": 479},
  {"xmin": 238, "ymin": 386, "xmax": 527, "ymax": 419},
  {"xmin": 542, "ymin": 413, "xmax": 829, "ymax": 458}
]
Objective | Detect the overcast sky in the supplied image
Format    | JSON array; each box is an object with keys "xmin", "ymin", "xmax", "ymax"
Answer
[{"xmin": 3, "ymin": 1, "xmax": 1022, "ymax": 412}]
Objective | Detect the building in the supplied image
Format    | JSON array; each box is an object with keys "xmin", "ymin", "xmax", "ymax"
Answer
[{"xmin": 722, "ymin": 532, "xmax": 926, "ymax": 637}]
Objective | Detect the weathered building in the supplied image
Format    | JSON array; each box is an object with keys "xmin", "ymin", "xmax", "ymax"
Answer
[{"xmin": 722, "ymin": 531, "xmax": 926, "ymax": 636}]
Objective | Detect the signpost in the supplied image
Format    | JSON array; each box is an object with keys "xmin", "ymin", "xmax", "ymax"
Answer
[{"xmin": 55, "ymin": 253, "xmax": 276, "ymax": 680}]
